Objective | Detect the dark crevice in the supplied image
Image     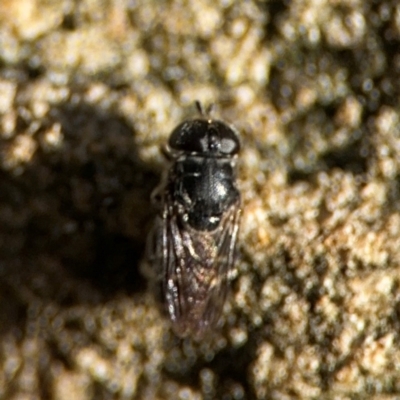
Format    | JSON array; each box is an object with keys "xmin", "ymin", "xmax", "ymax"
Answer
[
  {"xmin": 261, "ymin": 0, "xmax": 292, "ymax": 39},
  {"xmin": 164, "ymin": 329, "xmax": 260, "ymax": 399},
  {"xmin": 61, "ymin": 14, "xmax": 77, "ymax": 31},
  {"xmin": 321, "ymin": 136, "xmax": 370, "ymax": 174},
  {"xmin": 288, "ymin": 133, "xmax": 371, "ymax": 183}
]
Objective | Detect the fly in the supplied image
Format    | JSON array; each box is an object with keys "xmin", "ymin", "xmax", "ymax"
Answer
[{"xmin": 146, "ymin": 103, "xmax": 241, "ymax": 339}]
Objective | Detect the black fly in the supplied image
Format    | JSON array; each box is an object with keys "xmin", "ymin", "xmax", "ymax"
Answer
[{"xmin": 146, "ymin": 103, "xmax": 241, "ymax": 339}]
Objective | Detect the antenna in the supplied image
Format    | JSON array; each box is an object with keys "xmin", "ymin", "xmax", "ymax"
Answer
[{"xmin": 195, "ymin": 101, "xmax": 215, "ymax": 118}]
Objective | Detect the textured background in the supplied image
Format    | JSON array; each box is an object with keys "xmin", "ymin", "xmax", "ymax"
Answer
[{"xmin": 0, "ymin": 0, "xmax": 400, "ymax": 399}]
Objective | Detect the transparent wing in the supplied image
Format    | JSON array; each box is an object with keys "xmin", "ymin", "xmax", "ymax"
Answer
[{"xmin": 162, "ymin": 197, "xmax": 241, "ymax": 339}]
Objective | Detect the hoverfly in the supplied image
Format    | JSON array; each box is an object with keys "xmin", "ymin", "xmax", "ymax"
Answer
[{"xmin": 146, "ymin": 103, "xmax": 241, "ymax": 339}]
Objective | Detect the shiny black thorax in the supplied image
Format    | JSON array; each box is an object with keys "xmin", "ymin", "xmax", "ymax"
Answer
[
  {"xmin": 167, "ymin": 118, "xmax": 240, "ymax": 232},
  {"xmin": 169, "ymin": 155, "xmax": 239, "ymax": 231}
]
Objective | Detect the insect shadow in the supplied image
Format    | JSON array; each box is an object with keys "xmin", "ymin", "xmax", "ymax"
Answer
[{"xmin": 0, "ymin": 99, "xmax": 158, "ymax": 340}]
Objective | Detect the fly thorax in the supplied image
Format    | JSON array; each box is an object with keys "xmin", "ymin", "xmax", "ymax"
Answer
[{"xmin": 173, "ymin": 157, "xmax": 238, "ymax": 231}]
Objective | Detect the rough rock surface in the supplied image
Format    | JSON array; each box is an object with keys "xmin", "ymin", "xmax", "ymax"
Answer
[{"xmin": 0, "ymin": 0, "xmax": 400, "ymax": 399}]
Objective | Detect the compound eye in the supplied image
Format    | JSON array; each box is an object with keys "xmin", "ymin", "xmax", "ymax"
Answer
[
  {"xmin": 220, "ymin": 136, "xmax": 239, "ymax": 154},
  {"xmin": 168, "ymin": 120, "xmax": 207, "ymax": 153},
  {"xmin": 212, "ymin": 121, "xmax": 240, "ymax": 155}
]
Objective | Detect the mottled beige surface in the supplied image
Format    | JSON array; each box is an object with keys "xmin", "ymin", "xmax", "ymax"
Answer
[{"xmin": 0, "ymin": 0, "xmax": 400, "ymax": 399}]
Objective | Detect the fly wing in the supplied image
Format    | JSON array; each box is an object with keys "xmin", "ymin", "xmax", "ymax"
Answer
[{"xmin": 162, "ymin": 198, "xmax": 240, "ymax": 339}]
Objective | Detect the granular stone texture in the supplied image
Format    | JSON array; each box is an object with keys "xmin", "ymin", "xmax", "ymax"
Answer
[{"xmin": 0, "ymin": 0, "xmax": 400, "ymax": 399}]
